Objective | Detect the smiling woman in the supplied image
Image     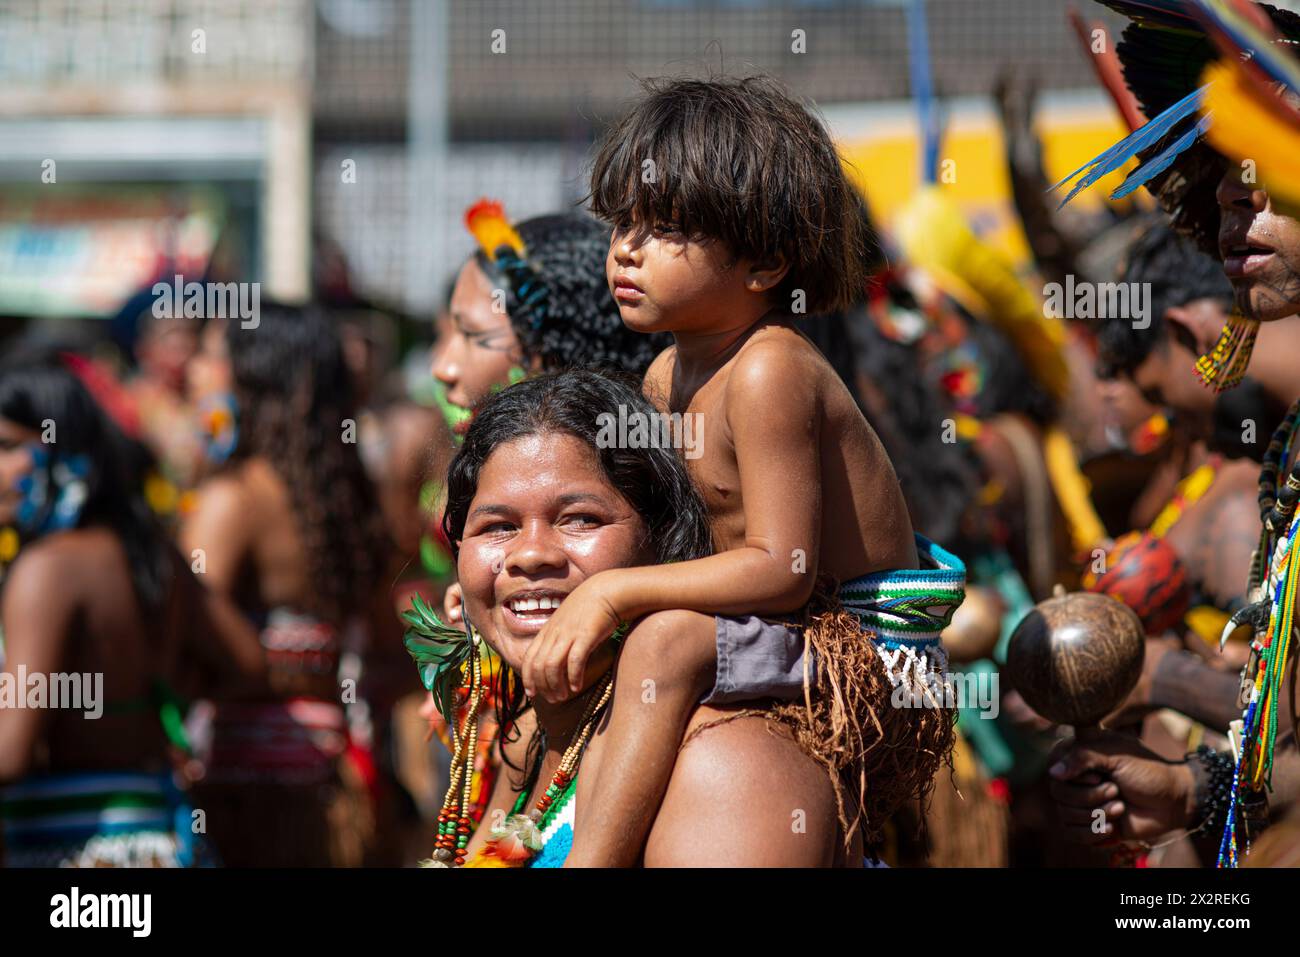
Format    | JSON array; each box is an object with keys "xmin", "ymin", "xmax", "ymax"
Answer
[{"xmin": 417, "ymin": 369, "xmax": 863, "ymax": 867}]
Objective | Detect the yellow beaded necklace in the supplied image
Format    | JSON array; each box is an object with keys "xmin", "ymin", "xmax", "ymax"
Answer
[{"xmin": 460, "ymin": 670, "xmax": 614, "ymax": 868}]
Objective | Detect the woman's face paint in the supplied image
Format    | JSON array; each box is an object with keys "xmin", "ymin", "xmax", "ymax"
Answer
[
  {"xmin": 431, "ymin": 259, "xmax": 526, "ymax": 416},
  {"xmin": 13, "ymin": 444, "xmax": 89, "ymax": 536},
  {"xmin": 428, "ymin": 377, "xmax": 474, "ymax": 443}
]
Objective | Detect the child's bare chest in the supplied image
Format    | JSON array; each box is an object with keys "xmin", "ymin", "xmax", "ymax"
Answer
[{"xmin": 668, "ymin": 379, "xmax": 746, "ymax": 547}]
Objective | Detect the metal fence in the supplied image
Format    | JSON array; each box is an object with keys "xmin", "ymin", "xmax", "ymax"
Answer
[{"xmin": 0, "ymin": 0, "xmax": 1130, "ymax": 313}]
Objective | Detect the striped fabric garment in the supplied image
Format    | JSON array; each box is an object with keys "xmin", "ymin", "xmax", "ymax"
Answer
[
  {"xmin": 201, "ymin": 608, "xmax": 349, "ymax": 785},
  {"xmin": 205, "ymin": 698, "xmax": 349, "ymax": 785},
  {"xmin": 838, "ymin": 533, "xmax": 966, "ymax": 674},
  {"xmin": 0, "ymin": 770, "xmax": 201, "ymax": 868}
]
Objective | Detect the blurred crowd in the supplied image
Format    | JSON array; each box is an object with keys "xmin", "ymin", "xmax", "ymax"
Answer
[{"xmin": 5, "ymin": 0, "xmax": 1300, "ymax": 870}]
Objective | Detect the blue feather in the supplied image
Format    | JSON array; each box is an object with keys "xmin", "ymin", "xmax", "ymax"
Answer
[
  {"xmin": 1049, "ymin": 84, "xmax": 1207, "ymax": 191},
  {"xmin": 1110, "ymin": 112, "xmax": 1212, "ymax": 199},
  {"xmin": 1051, "ymin": 84, "xmax": 1209, "ymax": 207}
]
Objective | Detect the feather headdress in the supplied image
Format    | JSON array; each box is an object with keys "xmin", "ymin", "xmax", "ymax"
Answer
[
  {"xmin": 1053, "ymin": 1, "xmax": 1300, "ymax": 256},
  {"xmin": 463, "ymin": 198, "xmax": 552, "ymax": 330},
  {"xmin": 1202, "ymin": 59, "xmax": 1300, "ymax": 213},
  {"xmin": 894, "ymin": 186, "xmax": 1070, "ymax": 403},
  {"xmin": 465, "ymin": 198, "xmax": 525, "ymax": 262},
  {"xmin": 1195, "ymin": 0, "xmax": 1300, "ymax": 213},
  {"xmin": 1052, "ymin": 1, "xmax": 1300, "ymax": 390}
]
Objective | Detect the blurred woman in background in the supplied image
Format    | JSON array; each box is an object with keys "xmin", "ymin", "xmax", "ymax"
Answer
[
  {"xmin": 0, "ymin": 354, "xmax": 263, "ymax": 866},
  {"xmin": 182, "ymin": 304, "xmax": 390, "ymax": 866}
]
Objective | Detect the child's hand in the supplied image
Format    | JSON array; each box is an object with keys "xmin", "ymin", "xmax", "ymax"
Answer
[{"xmin": 521, "ymin": 573, "xmax": 624, "ymax": 702}]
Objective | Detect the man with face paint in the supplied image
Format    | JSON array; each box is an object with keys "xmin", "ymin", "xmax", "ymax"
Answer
[
  {"xmin": 1092, "ymin": 220, "xmax": 1273, "ymax": 638},
  {"xmin": 1048, "ymin": 0, "xmax": 1300, "ymax": 865}
]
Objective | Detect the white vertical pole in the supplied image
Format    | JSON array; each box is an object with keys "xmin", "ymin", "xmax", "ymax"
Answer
[{"xmin": 406, "ymin": 0, "xmax": 449, "ymax": 316}]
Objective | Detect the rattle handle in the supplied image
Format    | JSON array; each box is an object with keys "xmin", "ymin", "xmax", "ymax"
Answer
[{"xmin": 1072, "ymin": 722, "xmax": 1106, "ymax": 785}]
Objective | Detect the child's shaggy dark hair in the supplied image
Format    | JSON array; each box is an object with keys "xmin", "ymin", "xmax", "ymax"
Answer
[
  {"xmin": 587, "ymin": 74, "xmax": 873, "ymax": 316},
  {"xmin": 475, "ymin": 213, "xmax": 669, "ymax": 376}
]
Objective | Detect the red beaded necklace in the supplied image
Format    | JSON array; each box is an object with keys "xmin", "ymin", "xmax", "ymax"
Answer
[{"xmin": 460, "ymin": 670, "xmax": 614, "ymax": 868}]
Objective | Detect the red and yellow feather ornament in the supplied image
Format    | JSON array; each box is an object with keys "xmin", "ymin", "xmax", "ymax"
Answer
[{"xmin": 464, "ymin": 198, "xmax": 526, "ymax": 261}]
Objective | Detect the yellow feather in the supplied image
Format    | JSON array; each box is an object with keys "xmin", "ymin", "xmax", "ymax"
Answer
[
  {"xmin": 894, "ymin": 186, "xmax": 1070, "ymax": 403},
  {"xmin": 1202, "ymin": 60, "xmax": 1300, "ymax": 214},
  {"xmin": 464, "ymin": 198, "xmax": 526, "ymax": 261}
]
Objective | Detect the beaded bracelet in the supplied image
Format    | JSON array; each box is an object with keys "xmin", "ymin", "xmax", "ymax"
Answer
[{"xmin": 1188, "ymin": 745, "xmax": 1235, "ymax": 837}]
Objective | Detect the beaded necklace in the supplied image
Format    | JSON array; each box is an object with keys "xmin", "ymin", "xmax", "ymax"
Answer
[
  {"xmin": 461, "ymin": 671, "xmax": 614, "ymax": 868},
  {"xmin": 424, "ymin": 635, "xmax": 487, "ymax": 867},
  {"xmin": 1148, "ymin": 454, "xmax": 1221, "ymax": 539},
  {"xmin": 1256, "ymin": 398, "xmax": 1300, "ymax": 572},
  {"xmin": 1219, "ymin": 397, "xmax": 1300, "ymax": 866}
]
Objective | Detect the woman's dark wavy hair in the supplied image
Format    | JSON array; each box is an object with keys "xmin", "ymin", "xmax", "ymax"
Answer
[
  {"xmin": 0, "ymin": 354, "xmax": 172, "ymax": 617},
  {"xmin": 442, "ymin": 369, "xmax": 713, "ymax": 786},
  {"xmin": 475, "ymin": 213, "xmax": 669, "ymax": 376},
  {"xmin": 225, "ymin": 302, "xmax": 387, "ymax": 625}
]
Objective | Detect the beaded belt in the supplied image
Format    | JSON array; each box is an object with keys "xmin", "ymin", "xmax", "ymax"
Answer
[
  {"xmin": 206, "ymin": 698, "xmax": 348, "ymax": 785},
  {"xmin": 838, "ymin": 534, "xmax": 966, "ymax": 651}
]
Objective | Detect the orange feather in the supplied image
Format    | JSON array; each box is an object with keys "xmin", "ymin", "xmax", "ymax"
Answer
[{"xmin": 464, "ymin": 198, "xmax": 526, "ymax": 261}]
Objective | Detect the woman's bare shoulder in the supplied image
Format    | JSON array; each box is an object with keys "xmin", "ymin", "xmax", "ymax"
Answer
[
  {"xmin": 193, "ymin": 467, "xmax": 255, "ymax": 512},
  {"xmin": 8, "ymin": 527, "xmax": 126, "ymax": 585},
  {"xmin": 0, "ymin": 530, "xmax": 125, "ymax": 645},
  {"xmin": 186, "ymin": 468, "xmax": 262, "ymax": 537},
  {"xmin": 642, "ymin": 705, "xmax": 843, "ymax": 867},
  {"xmin": 678, "ymin": 705, "xmax": 835, "ymax": 800}
]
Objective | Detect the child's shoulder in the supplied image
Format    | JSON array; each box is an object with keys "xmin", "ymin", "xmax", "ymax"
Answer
[
  {"xmin": 641, "ymin": 343, "xmax": 677, "ymax": 404},
  {"xmin": 725, "ymin": 320, "xmax": 830, "ymax": 394},
  {"xmin": 645, "ymin": 342, "xmax": 677, "ymax": 379}
]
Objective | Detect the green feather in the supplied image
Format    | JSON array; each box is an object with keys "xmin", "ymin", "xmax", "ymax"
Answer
[{"xmin": 401, "ymin": 593, "xmax": 473, "ymax": 723}]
